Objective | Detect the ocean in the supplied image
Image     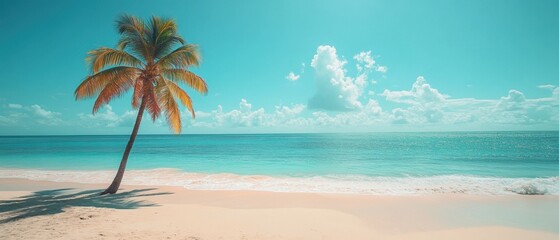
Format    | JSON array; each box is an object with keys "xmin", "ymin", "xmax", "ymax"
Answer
[{"xmin": 0, "ymin": 132, "xmax": 558, "ymax": 195}]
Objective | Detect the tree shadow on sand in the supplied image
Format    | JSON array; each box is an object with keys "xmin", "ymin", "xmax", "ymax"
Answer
[{"xmin": 0, "ymin": 188, "xmax": 172, "ymax": 224}]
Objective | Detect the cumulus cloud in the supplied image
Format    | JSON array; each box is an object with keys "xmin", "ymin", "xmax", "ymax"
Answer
[
  {"xmin": 191, "ymin": 99, "xmax": 309, "ymax": 128},
  {"xmin": 382, "ymin": 76, "xmax": 447, "ymax": 104},
  {"xmin": 280, "ymin": 76, "xmax": 556, "ymax": 128},
  {"xmin": 202, "ymin": 99, "xmax": 267, "ymax": 127},
  {"xmin": 176, "ymin": 69, "xmax": 558, "ymax": 131},
  {"xmin": 378, "ymin": 78, "xmax": 559, "ymax": 126},
  {"xmin": 353, "ymin": 51, "xmax": 376, "ymax": 71},
  {"xmin": 497, "ymin": 90, "xmax": 525, "ymax": 110},
  {"xmin": 354, "ymin": 51, "xmax": 387, "ymax": 74},
  {"xmin": 308, "ymin": 46, "xmax": 387, "ymax": 112},
  {"xmin": 380, "ymin": 76, "xmax": 449, "ymax": 124},
  {"xmin": 308, "ymin": 46, "xmax": 363, "ymax": 111},
  {"xmin": 4, "ymin": 81, "xmax": 558, "ymax": 133},
  {"xmin": 285, "ymin": 71, "xmax": 300, "ymax": 81},
  {"xmin": 3, "ymin": 42, "xmax": 559, "ymax": 133},
  {"xmin": 189, "ymin": 98, "xmax": 387, "ymax": 131},
  {"xmin": 78, "ymin": 105, "xmax": 136, "ymax": 128}
]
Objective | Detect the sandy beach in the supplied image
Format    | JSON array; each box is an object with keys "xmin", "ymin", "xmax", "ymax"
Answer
[
  {"xmin": 1, "ymin": 0, "xmax": 558, "ymax": 238},
  {"xmin": 1, "ymin": 178, "xmax": 558, "ymax": 240}
]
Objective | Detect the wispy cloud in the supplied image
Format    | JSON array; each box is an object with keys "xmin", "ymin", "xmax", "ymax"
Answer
[
  {"xmin": 0, "ymin": 104, "xmax": 62, "ymax": 126},
  {"xmin": 8, "ymin": 104, "xmax": 22, "ymax": 109},
  {"xmin": 538, "ymin": 84, "xmax": 556, "ymax": 90}
]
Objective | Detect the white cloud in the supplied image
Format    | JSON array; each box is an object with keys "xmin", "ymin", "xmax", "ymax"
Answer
[
  {"xmin": 391, "ymin": 108, "xmax": 409, "ymax": 124},
  {"xmin": 363, "ymin": 99, "xmax": 383, "ymax": 115},
  {"xmin": 309, "ymin": 46, "xmax": 364, "ymax": 111},
  {"xmin": 275, "ymin": 104, "xmax": 305, "ymax": 117},
  {"xmin": 538, "ymin": 84, "xmax": 556, "ymax": 90},
  {"xmin": 285, "ymin": 71, "xmax": 300, "ymax": 81},
  {"xmin": 8, "ymin": 104, "xmax": 22, "ymax": 109},
  {"xmin": 3, "ymin": 42, "xmax": 559, "ymax": 133},
  {"xmin": 4, "ymin": 81, "xmax": 557, "ymax": 133},
  {"xmin": 31, "ymin": 104, "xmax": 60, "ymax": 119},
  {"xmin": 211, "ymin": 99, "xmax": 267, "ymax": 127},
  {"xmin": 78, "ymin": 105, "xmax": 136, "ymax": 128},
  {"xmin": 353, "ymin": 51, "xmax": 387, "ymax": 74},
  {"xmin": 376, "ymin": 66, "xmax": 388, "ymax": 73},
  {"xmin": 179, "ymin": 67, "xmax": 558, "ymax": 132},
  {"xmin": 30, "ymin": 105, "xmax": 62, "ymax": 125},
  {"xmin": 378, "ymin": 79, "xmax": 559, "ymax": 126},
  {"xmin": 497, "ymin": 90, "xmax": 525, "ymax": 110},
  {"xmin": 353, "ymin": 51, "xmax": 376, "ymax": 71},
  {"xmin": 308, "ymin": 46, "xmax": 387, "ymax": 112},
  {"xmin": 379, "ymin": 77, "xmax": 483, "ymax": 125},
  {"xmin": 0, "ymin": 104, "xmax": 62, "ymax": 126},
  {"xmin": 382, "ymin": 76, "xmax": 447, "ymax": 104},
  {"xmin": 191, "ymin": 99, "xmax": 310, "ymax": 129},
  {"xmin": 189, "ymin": 98, "xmax": 388, "ymax": 131}
]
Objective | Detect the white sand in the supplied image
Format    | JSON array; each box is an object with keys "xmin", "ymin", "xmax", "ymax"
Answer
[{"xmin": 1, "ymin": 178, "xmax": 558, "ymax": 240}]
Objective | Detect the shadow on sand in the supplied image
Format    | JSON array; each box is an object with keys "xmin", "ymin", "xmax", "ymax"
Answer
[{"xmin": 0, "ymin": 188, "xmax": 172, "ymax": 224}]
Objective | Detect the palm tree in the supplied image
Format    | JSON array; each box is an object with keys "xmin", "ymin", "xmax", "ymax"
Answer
[{"xmin": 75, "ymin": 15, "xmax": 207, "ymax": 195}]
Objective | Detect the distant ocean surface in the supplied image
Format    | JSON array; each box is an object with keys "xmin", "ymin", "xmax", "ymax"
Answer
[{"xmin": 1, "ymin": 132, "xmax": 558, "ymax": 195}]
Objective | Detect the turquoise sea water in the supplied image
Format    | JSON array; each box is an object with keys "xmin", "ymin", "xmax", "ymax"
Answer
[{"xmin": 1, "ymin": 132, "xmax": 558, "ymax": 195}]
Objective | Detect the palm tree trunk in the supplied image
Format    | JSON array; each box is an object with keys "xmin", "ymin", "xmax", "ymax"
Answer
[{"xmin": 101, "ymin": 98, "xmax": 147, "ymax": 195}]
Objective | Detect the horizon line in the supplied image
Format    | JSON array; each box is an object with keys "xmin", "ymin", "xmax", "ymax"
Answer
[{"xmin": 1, "ymin": 129, "xmax": 558, "ymax": 137}]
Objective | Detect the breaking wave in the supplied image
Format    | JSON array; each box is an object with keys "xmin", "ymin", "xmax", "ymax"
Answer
[{"xmin": 1, "ymin": 168, "xmax": 557, "ymax": 196}]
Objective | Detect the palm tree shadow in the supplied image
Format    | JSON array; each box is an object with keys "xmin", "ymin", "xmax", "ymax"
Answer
[{"xmin": 0, "ymin": 188, "xmax": 172, "ymax": 224}]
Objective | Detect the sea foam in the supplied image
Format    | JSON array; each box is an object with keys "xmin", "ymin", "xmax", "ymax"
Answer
[{"xmin": 0, "ymin": 168, "xmax": 557, "ymax": 196}]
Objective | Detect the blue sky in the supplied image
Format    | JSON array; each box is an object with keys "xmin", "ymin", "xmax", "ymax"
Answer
[{"xmin": 1, "ymin": 0, "xmax": 558, "ymax": 135}]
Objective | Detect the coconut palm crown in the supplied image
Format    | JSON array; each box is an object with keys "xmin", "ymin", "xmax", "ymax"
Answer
[{"xmin": 75, "ymin": 15, "xmax": 207, "ymax": 194}]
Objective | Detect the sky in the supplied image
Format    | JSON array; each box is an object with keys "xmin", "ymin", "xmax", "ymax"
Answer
[{"xmin": 0, "ymin": 0, "xmax": 558, "ymax": 135}]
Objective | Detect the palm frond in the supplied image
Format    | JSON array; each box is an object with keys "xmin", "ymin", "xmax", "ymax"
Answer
[
  {"xmin": 161, "ymin": 69, "xmax": 207, "ymax": 94},
  {"xmin": 143, "ymin": 81, "xmax": 161, "ymax": 121},
  {"xmin": 155, "ymin": 36, "xmax": 185, "ymax": 60},
  {"xmin": 77, "ymin": 15, "xmax": 207, "ymax": 135},
  {"xmin": 92, "ymin": 70, "xmax": 138, "ymax": 113},
  {"xmin": 162, "ymin": 77, "xmax": 195, "ymax": 118},
  {"xmin": 155, "ymin": 78, "xmax": 182, "ymax": 133},
  {"xmin": 149, "ymin": 16, "xmax": 185, "ymax": 60},
  {"xmin": 87, "ymin": 48, "xmax": 143, "ymax": 73},
  {"xmin": 116, "ymin": 15, "xmax": 151, "ymax": 62},
  {"xmin": 156, "ymin": 44, "xmax": 200, "ymax": 69},
  {"xmin": 75, "ymin": 67, "xmax": 139, "ymax": 100}
]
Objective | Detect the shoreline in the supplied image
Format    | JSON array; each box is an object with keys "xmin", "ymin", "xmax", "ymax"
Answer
[
  {"xmin": 1, "ymin": 178, "xmax": 559, "ymax": 239},
  {"xmin": 1, "ymin": 167, "xmax": 557, "ymax": 196}
]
